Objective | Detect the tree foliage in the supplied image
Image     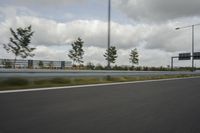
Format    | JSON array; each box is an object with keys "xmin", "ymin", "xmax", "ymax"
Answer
[
  {"xmin": 68, "ymin": 37, "xmax": 84, "ymax": 65},
  {"xmin": 129, "ymin": 48, "xmax": 139, "ymax": 67},
  {"xmin": 86, "ymin": 62, "xmax": 95, "ymax": 70},
  {"xmin": 3, "ymin": 25, "xmax": 35, "ymax": 68},
  {"xmin": 38, "ymin": 61, "xmax": 44, "ymax": 69},
  {"xmin": 104, "ymin": 46, "xmax": 118, "ymax": 64},
  {"xmin": 48, "ymin": 61, "xmax": 53, "ymax": 69},
  {"xmin": 2, "ymin": 59, "xmax": 12, "ymax": 68}
]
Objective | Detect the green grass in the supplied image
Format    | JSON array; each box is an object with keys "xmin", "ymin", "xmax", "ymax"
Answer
[
  {"xmin": 0, "ymin": 78, "xmax": 30, "ymax": 87},
  {"xmin": 0, "ymin": 74, "xmax": 199, "ymax": 91}
]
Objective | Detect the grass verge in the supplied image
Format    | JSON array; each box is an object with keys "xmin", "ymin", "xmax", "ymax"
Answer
[{"xmin": 0, "ymin": 74, "xmax": 199, "ymax": 91}]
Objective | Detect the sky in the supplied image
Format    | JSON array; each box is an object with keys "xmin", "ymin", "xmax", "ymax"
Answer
[{"xmin": 1, "ymin": 0, "xmax": 200, "ymax": 67}]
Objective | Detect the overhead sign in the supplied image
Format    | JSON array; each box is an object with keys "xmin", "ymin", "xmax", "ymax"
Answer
[
  {"xmin": 179, "ymin": 53, "xmax": 191, "ymax": 60},
  {"xmin": 193, "ymin": 52, "xmax": 200, "ymax": 60}
]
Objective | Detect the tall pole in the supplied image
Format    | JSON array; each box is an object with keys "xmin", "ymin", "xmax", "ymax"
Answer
[
  {"xmin": 192, "ymin": 25, "xmax": 194, "ymax": 71},
  {"xmin": 107, "ymin": 0, "xmax": 111, "ymax": 69},
  {"xmin": 171, "ymin": 57, "xmax": 173, "ymax": 71}
]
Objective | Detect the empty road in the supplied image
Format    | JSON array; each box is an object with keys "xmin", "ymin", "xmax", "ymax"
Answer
[{"xmin": 0, "ymin": 77, "xmax": 200, "ymax": 133}]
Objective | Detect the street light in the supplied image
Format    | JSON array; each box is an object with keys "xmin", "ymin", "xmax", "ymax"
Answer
[
  {"xmin": 107, "ymin": 0, "xmax": 111, "ymax": 69},
  {"xmin": 175, "ymin": 23, "xmax": 200, "ymax": 71}
]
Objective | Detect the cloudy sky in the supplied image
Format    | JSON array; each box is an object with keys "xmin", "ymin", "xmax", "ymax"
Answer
[{"xmin": 1, "ymin": 0, "xmax": 200, "ymax": 67}]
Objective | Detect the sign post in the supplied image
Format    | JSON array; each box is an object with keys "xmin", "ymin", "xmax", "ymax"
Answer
[{"xmin": 171, "ymin": 52, "xmax": 200, "ymax": 71}]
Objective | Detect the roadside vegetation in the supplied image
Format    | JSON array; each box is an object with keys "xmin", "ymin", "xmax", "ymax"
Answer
[
  {"xmin": 3, "ymin": 25, "xmax": 35, "ymax": 68},
  {"xmin": 0, "ymin": 74, "xmax": 199, "ymax": 91},
  {"xmin": 2, "ymin": 26, "xmax": 198, "ymax": 71}
]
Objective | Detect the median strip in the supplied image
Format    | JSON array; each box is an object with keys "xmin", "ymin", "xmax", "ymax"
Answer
[{"xmin": 0, "ymin": 75, "xmax": 200, "ymax": 93}]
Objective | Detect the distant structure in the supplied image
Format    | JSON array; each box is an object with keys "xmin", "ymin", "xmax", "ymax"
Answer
[{"xmin": 0, "ymin": 59, "xmax": 72, "ymax": 69}]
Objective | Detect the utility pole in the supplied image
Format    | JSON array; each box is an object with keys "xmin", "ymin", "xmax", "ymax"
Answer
[{"xmin": 107, "ymin": 0, "xmax": 111, "ymax": 69}]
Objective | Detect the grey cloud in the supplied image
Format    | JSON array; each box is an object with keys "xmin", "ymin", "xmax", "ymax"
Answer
[
  {"xmin": 144, "ymin": 18, "xmax": 200, "ymax": 52},
  {"xmin": 114, "ymin": 0, "xmax": 200, "ymax": 22},
  {"xmin": 12, "ymin": 0, "xmax": 86, "ymax": 6}
]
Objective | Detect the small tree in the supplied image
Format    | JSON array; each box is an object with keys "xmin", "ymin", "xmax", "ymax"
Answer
[
  {"xmin": 2, "ymin": 59, "xmax": 12, "ymax": 68},
  {"xmin": 129, "ymin": 48, "xmax": 139, "ymax": 67},
  {"xmin": 86, "ymin": 62, "xmax": 95, "ymax": 70},
  {"xmin": 38, "ymin": 61, "xmax": 44, "ymax": 69},
  {"xmin": 104, "ymin": 46, "xmax": 118, "ymax": 67},
  {"xmin": 68, "ymin": 37, "xmax": 84, "ymax": 66},
  {"xmin": 3, "ymin": 25, "xmax": 35, "ymax": 68},
  {"xmin": 95, "ymin": 64, "xmax": 104, "ymax": 70},
  {"xmin": 48, "ymin": 61, "xmax": 53, "ymax": 69}
]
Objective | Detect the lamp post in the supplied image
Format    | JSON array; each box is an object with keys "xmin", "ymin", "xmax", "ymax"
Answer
[
  {"xmin": 107, "ymin": 0, "xmax": 111, "ymax": 69},
  {"xmin": 175, "ymin": 23, "xmax": 200, "ymax": 71}
]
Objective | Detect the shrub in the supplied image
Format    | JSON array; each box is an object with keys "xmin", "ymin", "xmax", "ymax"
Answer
[
  {"xmin": 50, "ymin": 78, "xmax": 71, "ymax": 84},
  {"xmin": 0, "ymin": 78, "xmax": 29, "ymax": 86},
  {"xmin": 73, "ymin": 78, "xmax": 100, "ymax": 84}
]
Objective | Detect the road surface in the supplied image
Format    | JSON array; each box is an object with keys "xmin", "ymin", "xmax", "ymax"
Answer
[{"xmin": 0, "ymin": 77, "xmax": 200, "ymax": 133}]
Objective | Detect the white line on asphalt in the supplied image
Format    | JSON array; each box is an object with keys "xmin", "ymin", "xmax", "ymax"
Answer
[{"xmin": 0, "ymin": 76, "xmax": 200, "ymax": 94}]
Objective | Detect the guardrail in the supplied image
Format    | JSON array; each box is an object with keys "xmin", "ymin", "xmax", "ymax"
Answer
[{"xmin": 0, "ymin": 69, "xmax": 200, "ymax": 78}]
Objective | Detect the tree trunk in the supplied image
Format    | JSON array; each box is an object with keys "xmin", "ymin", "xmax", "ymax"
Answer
[{"xmin": 13, "ymin": 56, "xmax": 17, "ymax": 69}]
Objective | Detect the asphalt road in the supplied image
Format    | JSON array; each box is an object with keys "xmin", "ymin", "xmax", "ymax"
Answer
[{"xmin": 0, "ymin": 77, "xmax": 200, "ymax": 133}]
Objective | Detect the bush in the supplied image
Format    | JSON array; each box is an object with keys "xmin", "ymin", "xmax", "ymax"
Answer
[
  {"xmin": 34, "ymin": 79, "xmax": 49, "ymax": 85},
  {"xmin": 104, "ymin": 76, "xmax": 127, "ymax": 82},
  {"xmin": 0, "ymin": 78, "xmax": 29, "ymax": 86},
  {"xmin": 73, "ymin": 78, "xmax": 100, "ymax": 84},
  {"xmin": 50, "ymin": 78, "xmax": 71, "ymax": 84}
]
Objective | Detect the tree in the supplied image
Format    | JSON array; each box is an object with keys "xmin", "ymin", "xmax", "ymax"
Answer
[
  {"xmin": 3, "ymin": 25, "xmax": 35, "ymax": 68},
  {"xmin": 95, "ymin": 64, "xmax": 104, "ymax": 70},
  {"xmin": 48, "ymin": 61, "xmax": 53, "ymax": 69},
  {"xmin": 68, "ymin": 37, "xmax": 84, "ymax": 66},
  {"xmin": 38, "ymin": 61, "xmax": 44, "ymax": 69},
  {"xmin": 2, "ymin": 59, "xmax": 12, "ymax": 68},
  {"xmin": 86, "ymin": 62, "xmax": 95, "ymax": 70},
  {"xmin": 104, "ymin": 46, "xmax": 118, "ymax": 67},
  {"xmin": 129, "ymin": 48, "xmax": 139, "ymax": 67}
]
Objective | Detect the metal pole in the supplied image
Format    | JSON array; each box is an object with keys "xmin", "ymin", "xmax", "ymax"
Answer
[
  {"xmin": 192, "ymin": 25, "xmax": 194, "ymax": 71},
  {"xmin": 107, "ymin": 0, "xmax": 111, "ymax": 69},
  {"xmin": 171, "ymin": 57, "xmax": 173, "ymax": 71}
]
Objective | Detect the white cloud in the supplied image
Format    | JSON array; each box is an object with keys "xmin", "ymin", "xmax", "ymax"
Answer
[{"xmin": 0, "ymin": 14, "xmax": 144, "ymax": 48}]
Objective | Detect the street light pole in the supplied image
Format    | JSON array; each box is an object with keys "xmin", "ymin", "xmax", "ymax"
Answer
[
  {"xmin": 175, "ymin": 23, "xmax": 200, "ymax": 71},
  {"xmin": 107, "ymin": 0, "xmax": 111, "ymax": 69},
  {"xmin": 192, "ymin": 25, "xmax": 194, "ymax": 71}
]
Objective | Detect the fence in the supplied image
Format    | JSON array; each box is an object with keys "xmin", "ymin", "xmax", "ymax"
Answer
[{"xmin": 0, "ymin": 59, "xmax": 72, "ymax": 69}]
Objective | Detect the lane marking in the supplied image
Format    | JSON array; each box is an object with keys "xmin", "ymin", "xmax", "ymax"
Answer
[{"xmin": 0, "ymin": 76, "xmax": 200, "ymax": 94}]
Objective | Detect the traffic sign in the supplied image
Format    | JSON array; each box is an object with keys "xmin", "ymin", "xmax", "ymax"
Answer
[
  {"xmin": 179, "ymin": 53, "xmax": 191, "ymax": 60},
  {"xmin": 193, "ymin": 52, "xmax": 200, "ymax": 60}
]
